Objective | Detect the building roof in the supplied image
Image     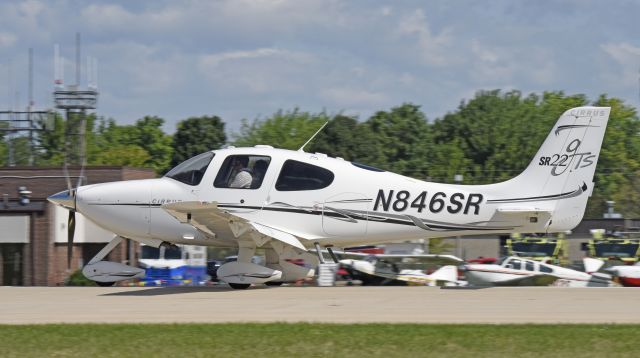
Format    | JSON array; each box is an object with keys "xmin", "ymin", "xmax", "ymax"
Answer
[{"xmin": 0, "ymin": 166, "xmax": 156, "ymax": 200}]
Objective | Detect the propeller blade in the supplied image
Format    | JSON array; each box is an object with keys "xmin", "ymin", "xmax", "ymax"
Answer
[
  {"xmin": 62, "ymin": 160, "xmax": 73, "ymax": 192},
  {"xmin": 67, "ymin": 210, "xmax": 76, "ymax": 269}
]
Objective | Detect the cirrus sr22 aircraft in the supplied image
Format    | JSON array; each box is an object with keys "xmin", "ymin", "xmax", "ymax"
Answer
[{"xmin": 49, "ymin": 106, "xmax": 610, "ymax": 289}]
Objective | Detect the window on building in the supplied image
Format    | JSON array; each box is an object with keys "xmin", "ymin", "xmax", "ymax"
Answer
[
  {"xmin": 1, "ymin": 244, "xmax": 24, "ymax": 286},
  {"xmin": 213, "ymin": 155, "xmax": 271, "ymax": 189},
  {"xmin": 275, "ymin": 160, "xmax": 335, "ymax": 191},
  {"xmin": 165, "ymin": 152, "xmax": 214, "ymax": 186}
]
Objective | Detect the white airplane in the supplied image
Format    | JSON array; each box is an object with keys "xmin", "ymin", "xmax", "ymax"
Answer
[
  {"xmin": 48, "ymin": 106, "xmax": 611, "ymax": 289},
  {"xmin": 464, "ymin": 256, "xmax": 617, "ymax": 287},
  {"xmin": 338, "ymin": 253, "xmax": 464, "ymax": 286},
  {"xmin": 602, "ymin": 263, "xmax": 640, "ymax": 287}
]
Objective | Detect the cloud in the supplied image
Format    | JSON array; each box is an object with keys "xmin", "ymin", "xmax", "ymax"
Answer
[
  {"xmin": 1, "ymin": 0, "xmax": 639, "ymax": 133},
  {"xmin": 602, "ymin": 42, "xmax": 640, "ymax": 65},
  {"xmin": 81, "ymin": 4, "xmax": 135, "ymax": 30},
  {"xmin": 601, "ymin": 42, "xmax": 640, "ymax": 87},
  {"xmin": 18, "ymin": 0, "xmax": 44, "ymax": 17},
  {"xmin": 0, "ymin": 32, "xmax": 17, "ymax": 48},
  {"xmin": 197, "ymin": 48, "xmax": 316, "ymax": 95},
  {"xmin": 320, "ymin": 87, "xmax": 389, "ymax": 107},
  {"xmin": 199, "ymin": 48, "xmax": 312, "ymax": 68},
  {"xmin": 393, "ymin": 9, "xmax": 454, "ymax": 66},
  {"xmin": 90, "ymin": 41, "xmax": 190, "ymax": 95}
]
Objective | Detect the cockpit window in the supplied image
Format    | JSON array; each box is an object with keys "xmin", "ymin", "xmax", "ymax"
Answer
[
  {"xmin": 275, "ymin": 160, "xmax": 335, "ymax": 191},
  {"xmin": 213, "ymin": 155, "xmax": 271, "ymax": 189},
  {"xmin": 506, "ymin": 258, "xmax": 522, "ymax": 270},
  {"xmin": 525, "ymin": 261, "xmax": 535, "ymax": 271},
  {"xmin": 539, "ymin": 264, "xmax": 554, "ymax": 273},
  {"xmin": 165, "ymin": 152, "xmax": 214, "ymax": 186}
]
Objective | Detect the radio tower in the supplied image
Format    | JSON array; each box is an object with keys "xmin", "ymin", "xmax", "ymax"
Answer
[{"xmin": 53, "ymin": 33, "xmax": 98, "ymax": 184}]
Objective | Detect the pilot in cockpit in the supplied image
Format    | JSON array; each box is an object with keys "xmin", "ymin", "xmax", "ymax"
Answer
[{"xmin": 229, "ymin": 157, "xmax": 252, "ymax": 188}]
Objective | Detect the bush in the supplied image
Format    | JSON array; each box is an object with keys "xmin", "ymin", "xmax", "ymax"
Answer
[{"xmin": 65, "ymin": 269, "xmax": 96, "ymax": 286}]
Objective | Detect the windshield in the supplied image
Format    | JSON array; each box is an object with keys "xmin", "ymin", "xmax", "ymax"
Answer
[
  {"xmin": 140, "ymin": 246, "xmax": 160, "ymax": 259},
  {"xmin": 165, "ymin": 152, "xmax": 214, "ymax": 186},
  {"xmin": 511, "ymin": 243, "xmax": 557, "ymax": 257},
  {"xmin": 594, "ymin": 243, "xmax": 639, "ymax": 258}
]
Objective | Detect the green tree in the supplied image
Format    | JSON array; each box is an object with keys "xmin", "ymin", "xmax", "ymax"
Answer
[
  {"xmin": 5, "ymin": 136, "xmax": 32, "ymax": 165},
  {"xmin": 36, "ymin": 112, "xmax": 73, "ymax": 166},
  {"xmin": 91, "ymin": 116, "xmax": 172, "ymax": 172},
  {"xmin": 133, "ymin": 116, "xmax": 173, "ymax": 172},
  {"xmin": 233, "ymin": 109, "xmax": 329, "ymax": 150},
  {"xmin": 308, "ymin": 115, "xmax": 384, "ymax": 165},
  {"xmin": 362, "ymin": 103, "xmax": 433, "ymax": 177},
  {"xmin": 429, "ymin": 90, "xmax": 640, "ymax": 217},
  {"xmin": 171, "ymin": 115, "xmax": 226, "ymax": 167},
  {"xmin": 432, "ymin": 90, "xmax": 588, "ymax": 183},
  {"xmin": 585, "ymin": 95, "xmax": 640, "ymax": 217},
  {"xmin": 0, "ymin": 141, "xmax": 6, "ymax": 166},
  {"xmin": 428, "ymin": 238, "xmax": 455, "ymax": 255},
  {"xmin": 92, "ymin": 144, "xmax": 151, "ymax": 168},
  {"xmin": 0, "ymin": 121, "xmax": 6, "ymax": 166}
]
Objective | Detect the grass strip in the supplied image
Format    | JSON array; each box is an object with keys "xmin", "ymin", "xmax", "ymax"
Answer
[{"xmin": 0, "ymin": 323, "xmax": 638, "ymax": 357}]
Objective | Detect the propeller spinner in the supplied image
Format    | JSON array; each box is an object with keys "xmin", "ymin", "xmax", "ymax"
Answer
[{"xmin": 48, "ymin": 189, "xmax": 77, "ymax": 269}]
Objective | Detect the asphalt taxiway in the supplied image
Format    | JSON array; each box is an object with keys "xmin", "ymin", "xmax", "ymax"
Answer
[{"xmin": 1, "ymin": 286, "xmax": 639, "ymax": 324}]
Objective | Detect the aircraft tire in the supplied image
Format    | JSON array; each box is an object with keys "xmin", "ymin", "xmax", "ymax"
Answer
[
  {"xmin": 265, "ymin": 281, "xmax": 283, "ymax": 287},
  {"xmin": 96, "ymin": 281, "xmax": 115, "ymax": 287},
  {"xmin": 228, "ymin": 283, "xmax": 251, "ymax": 290}
]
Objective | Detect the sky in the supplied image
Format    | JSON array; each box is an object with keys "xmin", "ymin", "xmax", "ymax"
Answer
[{"xmin": 0, "ymin": 0, "xmax": 639, "ymax": 134}]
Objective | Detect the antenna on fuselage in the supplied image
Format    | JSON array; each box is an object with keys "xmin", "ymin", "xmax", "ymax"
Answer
[{"xmin": 297, "ymin": 121, "xmax": 329, "ymax": 152}]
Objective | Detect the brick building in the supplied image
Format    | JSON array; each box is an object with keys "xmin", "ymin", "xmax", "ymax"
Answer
[{"xmin": 0, "ymin": 166, "xmax": 155, "ymax": 286}]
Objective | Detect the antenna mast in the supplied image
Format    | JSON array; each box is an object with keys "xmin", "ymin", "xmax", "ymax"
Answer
[{"xmin": 297, "ymin": 121, "xmax": 329, "ymax": 152}]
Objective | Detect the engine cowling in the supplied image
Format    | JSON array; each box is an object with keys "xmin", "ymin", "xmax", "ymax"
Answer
[
  {"xmin": 82, "ymin": 261, "xmax": 145, "ymax": 283},
  {"xmin": 216, "ymin": 261, "xmax": 282, "ymax": 284}
]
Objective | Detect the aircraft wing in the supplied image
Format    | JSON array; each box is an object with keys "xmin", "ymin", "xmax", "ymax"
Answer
[
  {"xmin": 494, "ymin": 274, "xmax": 559, "ymax": 287},
  {"xmin": 331, "ymin": 251, "xmax": 463, "ymax": 265},
  {"xmin": 162, "ymin": 201, "xmax": 307, "ymax": 251}
]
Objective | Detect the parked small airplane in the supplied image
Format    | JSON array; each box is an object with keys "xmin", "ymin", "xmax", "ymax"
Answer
[
  {"xmin": 338, "ymin": 253, "xmax": 463, "ymax": 286},
  {"xmin": 464, "ymin": 256, "xmax": 617, "ymax": 287},
  {"xmin": 48, "ymin": 106, "xmax": 611, "ymax": 288},
  {"xmin": 603, "ymin": 263, "xmax": 640, "ymax": 287}
]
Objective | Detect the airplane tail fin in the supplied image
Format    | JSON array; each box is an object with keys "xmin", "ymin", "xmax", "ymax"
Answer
[
  {"xmin": 583, "ymin": 257, "xmax": 605, "ymax": 274},
  {"xmin": 428, "ymin": 265, "xmax": 458, "ymax": 283},
  {"xmin": 487, "ymin": 107, "xmax": 610, "ymax": 231}
]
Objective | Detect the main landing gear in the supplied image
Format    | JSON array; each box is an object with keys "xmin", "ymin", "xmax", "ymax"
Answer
[{"xmin": 218, "ymin": 240, "xmax": 318, "ymax": 289}]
